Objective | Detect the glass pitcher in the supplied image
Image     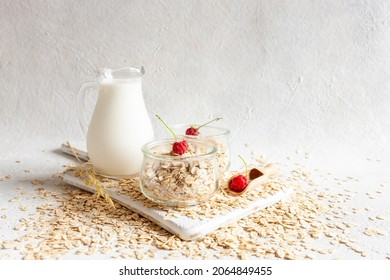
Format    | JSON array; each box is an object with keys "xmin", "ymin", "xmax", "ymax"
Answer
[{"xmin": 76, "ymin": 66, "xmax": 154, "ymax": 177}]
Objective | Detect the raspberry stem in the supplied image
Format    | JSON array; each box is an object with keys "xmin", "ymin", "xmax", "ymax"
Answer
[
  {"xmin": 238, "ymin": 155, "xmax": 248, "ymax": 179},
  {"xmin": 196, "ymin": 117, "xmax": 222, "ymax": 130},
  {"xmin": 156, "ymin": 115, "xmax": 177, "ymax": 139}
]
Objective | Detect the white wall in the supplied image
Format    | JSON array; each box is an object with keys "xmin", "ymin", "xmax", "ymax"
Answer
[{"xmin": 1, "ymin": 0, "xmax": 390, "ymax": 158}]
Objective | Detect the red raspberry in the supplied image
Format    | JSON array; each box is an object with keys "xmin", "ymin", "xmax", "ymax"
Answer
[
  {"xmin": 156, "ymin": 115, "xmax": 190, "ymax": 156},
  {"xmin": 173, "ymin": 140, "xmax": 188, "ymax": 155},
  {"xmin": 183, "ymin": 140, "xmax": 189, "ymax": 149},
  {"xmin": 185, "ymin": 127, "xmax": 199, "ymax": 136},
  {"xmin": 185, "ymin": 117, "xmax": 222, "ymax": 136},
  {"xmin": 228, "ymin": 175, "xmax": 248, "ymax": 192}
]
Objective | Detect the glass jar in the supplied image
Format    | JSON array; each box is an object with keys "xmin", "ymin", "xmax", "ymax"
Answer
[
  {"xmin": 172, "ymin": 124, "xmax": 230, "ymax": 174},
  {"xmin": 140, "ymin": 139, "xmax": 219, "ymax": 207}
]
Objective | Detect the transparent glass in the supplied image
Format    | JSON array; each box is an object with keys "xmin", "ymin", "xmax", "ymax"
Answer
[
  {"xmin": 171, "ymin": 124, "xmax": 230, "ymax": 173},
  {"xmin": 140, "ymin": 139, "xmax": 219, "ymax": 207}
]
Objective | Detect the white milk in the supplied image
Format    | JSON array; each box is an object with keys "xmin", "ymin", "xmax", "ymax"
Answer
[{"xmin": 86, "ymin": 78, "xmax": 154, "ymax": 176}]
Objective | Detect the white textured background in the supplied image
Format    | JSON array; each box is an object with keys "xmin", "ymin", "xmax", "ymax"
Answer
[
  {"xmin": 1, "ymin": 0, "xmax": 390, "ymax": 262},
  {"xmin": 1, "ymin": 0, "xmax": 390, "ymax": 158}
]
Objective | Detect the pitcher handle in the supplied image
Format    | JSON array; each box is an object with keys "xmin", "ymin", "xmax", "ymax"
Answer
[{"xmin": 76, "ymin": 81, "xmax": 99, "ymax": 137}]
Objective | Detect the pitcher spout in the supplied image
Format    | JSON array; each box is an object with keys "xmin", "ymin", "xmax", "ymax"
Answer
[{"xmin": 98, "ymin": 66, "xmax": 144, "ymax": 81}]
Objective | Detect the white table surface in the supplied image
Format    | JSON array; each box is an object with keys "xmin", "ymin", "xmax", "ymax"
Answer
[{"xmin": 0, "ymin": 139, "xmax": 389, "ymax": 260}]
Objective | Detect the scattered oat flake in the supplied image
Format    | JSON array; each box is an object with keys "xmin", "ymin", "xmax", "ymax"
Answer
[
  {"xmin": 31, "ymin": 180, "xmax": 46, "ymax": 185},
  {"xmin": 374, "ymin": 229, "xmax": 387, "ymax": 236},
  {"xmin": 2, "ymin": 161, "xmax": 382, "ymax": 260},
  {"xmin": 364, "ymin": 228, "xmax": 387, "ymax": 236},
  {"xmin": 0, "ymin": 175, "xmax": 11, "ymax": 181},
  {"xmin": 275, "ymin": 249, "xmax": 285, "ymax": 259},
  {"xmin": 364, "ymin": 229, "xmax": 375, "ymax": 236},
  {"xmin": 239, "ymin": 253, "xmax": 248, "ymax": 260}
]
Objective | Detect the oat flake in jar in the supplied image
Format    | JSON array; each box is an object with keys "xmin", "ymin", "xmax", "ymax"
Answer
[
  {"xmin": 172, "ymin": 124, "xmax": 231, "ymax": 174},
  {"xmin": 140, "ymin": 139, "xmax": 219, "ymax": 207}
]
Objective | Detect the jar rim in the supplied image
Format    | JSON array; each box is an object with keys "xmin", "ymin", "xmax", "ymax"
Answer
[{"xmin": 142, "ymin": 138, "xmax": 218, "ymax": 160}]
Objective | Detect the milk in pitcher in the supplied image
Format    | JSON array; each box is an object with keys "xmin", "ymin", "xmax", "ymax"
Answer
[{"xmin": 77, "ymin": 67, "xmax": 154, "ymax": 177}]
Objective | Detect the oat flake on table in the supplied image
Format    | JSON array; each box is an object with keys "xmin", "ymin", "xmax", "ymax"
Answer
[{"xmin": 0, "ymin": 158, "xmax": 387, "ymax": 260}]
